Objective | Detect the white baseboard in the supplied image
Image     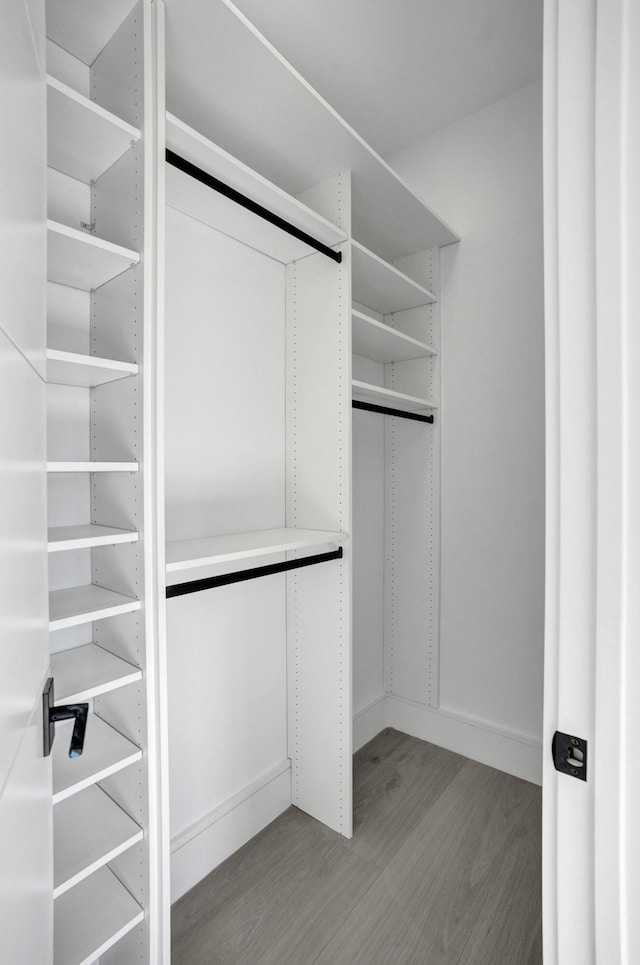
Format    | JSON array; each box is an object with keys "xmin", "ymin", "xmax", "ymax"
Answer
[
  {"xmin": 353, "ymin": 694, "xmax": 387, "ymax": 751},
  {"xmin": 170, "ymin": 759, "xmax": 292, "ymax": 902},
  {"xmin": 386, "ymin": 694, "xmax": 542, "ymax": 785}
]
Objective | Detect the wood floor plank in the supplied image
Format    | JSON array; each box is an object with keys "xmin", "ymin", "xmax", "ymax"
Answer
[
  {"xmin": 455, "ymin": 791, "xmax": 542, "ymax": 965},
  {"xmin": 171, "ymin": 806, "xmax": 379, "ymax": 965},
  {"xmin": 172, "ymin": 731, "xmax": 542, "ymax": 965},
  {"xmin": 313, "ymin": 758, "xmax": 541, "ymax": 965},
  {"xmin": 349, "ymin": 727, "xmax": 467, "ymax": 867}
]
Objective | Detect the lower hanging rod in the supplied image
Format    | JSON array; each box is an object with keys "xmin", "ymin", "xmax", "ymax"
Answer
[
  {"xmin": 352, "ymin": 400, "xmax": 434, "ymax": 424},
  {"xmin": 166, "ymin": 149, "xmax": 342, "ymax": 264},
  {"xmin": 166, "ymin": 546, "xmax": 343, "ymax": 599}
]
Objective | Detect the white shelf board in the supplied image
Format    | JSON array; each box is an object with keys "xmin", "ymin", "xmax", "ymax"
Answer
[
  {"xmin": 52, "ymin": 714, "xmax": 142, "ymax": 804},
  {"xmin": 351, "ymin": 240, "xmax": 436, "ymax": 315},
  {"xmin": 54, "ymin": 785, "xmax": 143, "ymax": 898},
  {"xmin": 47, "ymin": 349, "xmax": 138, "ymax": 387},
  {"xmin": 166, "ymin": 113, "xmax": 346, "ymax": 265},
  {"xmin": 51, "ymin": 643, "xmax": 142, "ymax": 704},
  {"xmin": 54, "ymin": 865, "xmax": 144, "ymax": 965},
  {"xmin": 166, "ymin": 0, "xmax": 458, "ymax": 262},
  {"xmin": 48, "ymin": 524, "xmax": 139, "ymax": 552},
  {"xmin": 352, "ymin": 309, "xmax": 436, "ymax": 363},
  {"xmin": 47, "ymin": 75, "xmax": 139, "ymax": 183},
  {"xmin": 47, "ymin": 462, "xmax": 139, "ymax": 473},
  {"xmin": 49, "ymin": 584, "xmax": 140, "ymax": 631},
  {"xmin": 166, "ymin": 527, "xmax": 347, "ymax": 573},
  {"xmin": 47, "ymin": 220, "xmax": 139, "ymax": 291},
  {"xmin": 352, "ymin": 380, "xmax": 437, "ymax": 413}
]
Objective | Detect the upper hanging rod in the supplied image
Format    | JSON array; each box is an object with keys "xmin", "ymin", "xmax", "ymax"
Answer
[
  {"xmin": 352, "ymin": 399, "xmax": 434, "ymax": 424},
  {"xmin": 166, "ymin": 546, "xmax": 343, "ymax": 599},
  {"xmin": 166, "ymin": 149, "xmax": 342, "ymax": 264}
]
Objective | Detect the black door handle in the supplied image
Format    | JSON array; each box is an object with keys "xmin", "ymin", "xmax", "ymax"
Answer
[{"xmin": 43, "ymin": 677, "xmax": 89, "ymax": 758}]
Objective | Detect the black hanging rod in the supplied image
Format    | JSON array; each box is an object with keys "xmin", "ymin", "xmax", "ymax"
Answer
[
  {"xmin": 352, "ymin": 400, "xmax": 434, "ymax": 424},
  {"xmin": 166, "ymin": 546, "xmax": 343, "ymax": 599},
  {"xmin": 166, "ymin": 149, "xmax": 342, "ymax": 264}
]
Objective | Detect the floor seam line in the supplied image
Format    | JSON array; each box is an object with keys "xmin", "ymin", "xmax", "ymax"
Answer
[{"xmin": 308, "ymin": 862, "xmax": 387, "ymax": 965}]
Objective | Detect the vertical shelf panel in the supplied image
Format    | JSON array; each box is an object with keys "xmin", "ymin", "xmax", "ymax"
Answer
[{"xmin": 285, "ymin": 172, "xmax": 353, "ymax": 838}]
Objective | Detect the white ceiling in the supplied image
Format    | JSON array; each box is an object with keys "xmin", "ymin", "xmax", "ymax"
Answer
[{"xmin": 225, "ymin": 0, "xmax": 543, "ymax": 158}]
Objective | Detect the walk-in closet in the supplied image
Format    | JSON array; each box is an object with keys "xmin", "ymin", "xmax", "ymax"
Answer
[
  {"xmin": 161, "ymin": 0, "xmax": 544, "ymax": 921},
  {"xmin": 5, "ymin": 0, "xmax": 565, "ymax": 961}
]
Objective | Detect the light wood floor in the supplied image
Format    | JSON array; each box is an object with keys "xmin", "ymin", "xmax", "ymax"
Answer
[{"xmin": 172, "ymin": 729, "xmax": 542, "ymax": 964}]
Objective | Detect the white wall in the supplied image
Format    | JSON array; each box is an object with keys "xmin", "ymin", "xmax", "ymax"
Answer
[{"xmin": 389, "ymin": 81, "xmax": 545, "ymax": 766}]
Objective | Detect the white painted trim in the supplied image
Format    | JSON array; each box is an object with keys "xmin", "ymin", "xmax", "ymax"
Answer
[
  {"xmin": 170, "ymin": 759, "xmax": 290, "ymax": 854},
  {"xmin": 386, "ymin": 694, "xmax": 542, "ymax": 785},
  {"xmin": 593, "ymin": 1, "xmax": 640, "ymax": 961},
  {"xmin": 143, "ymin": 2, "xmax": 171, "ymax": 962},
  {"xmin": 543, "ymin": 1, "xmax": 601, "ymax": 962},
  {"xmin": 169, "ymin": 760, "xmax": 291, "ymax": 902},
  {"xmin": 353, "ymin": 694, "xmax": 387, "ymax": 752}
]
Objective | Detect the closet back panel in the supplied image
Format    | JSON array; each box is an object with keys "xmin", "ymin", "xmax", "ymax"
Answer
[{"xmin": 164, "ymin": 205, "xmax": 289, "ymax": 843}]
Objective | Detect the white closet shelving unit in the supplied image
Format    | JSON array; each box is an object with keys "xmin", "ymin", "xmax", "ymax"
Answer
[
  {"xmin": 27, "ymin": 0, "xmax": 457, "ymax": 953},
  {"xmin": 44, "ymin": 0, "xmax": 165, "ymax": 962},
  {"xmin": 160, "ymin": 0, "xmax": 456, "ymax": 903},
  {"xmin": 163, "ymin": 106, "xmax": 353, "ymax": 843}
]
